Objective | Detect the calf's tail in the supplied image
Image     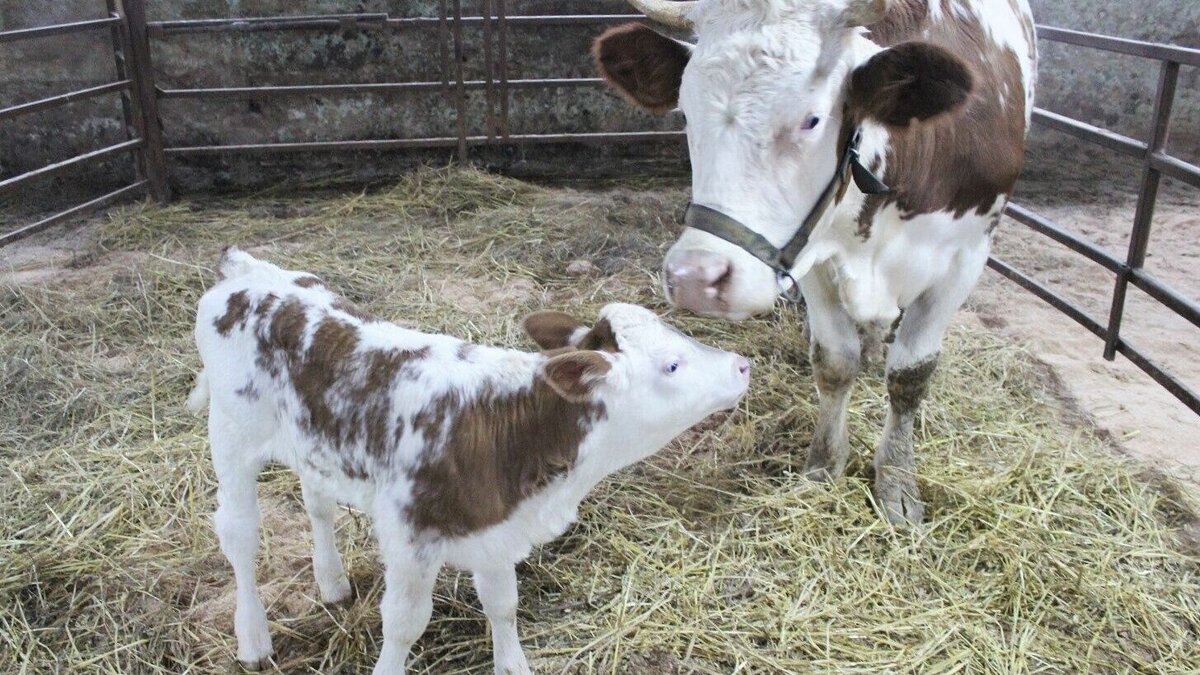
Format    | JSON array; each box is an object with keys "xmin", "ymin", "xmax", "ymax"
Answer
[{"xmin": 186, "ymin": 370, "xmax": 210, "ymax": 415}]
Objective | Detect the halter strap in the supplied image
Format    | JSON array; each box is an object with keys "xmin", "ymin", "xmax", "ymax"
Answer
[{"xmin": 683, "ymin": 127, "xmax": 890, "ymax": 299}]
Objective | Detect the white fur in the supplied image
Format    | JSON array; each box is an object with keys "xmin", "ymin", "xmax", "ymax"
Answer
[{"xmin": 193, "ymin": 251, "xmax": 748, "ymax": 673}]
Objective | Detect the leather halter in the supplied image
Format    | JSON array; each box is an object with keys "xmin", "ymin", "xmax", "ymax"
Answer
[{"xmin": 682, "ymin": 128, "xmax": 890, "ymax": 300}]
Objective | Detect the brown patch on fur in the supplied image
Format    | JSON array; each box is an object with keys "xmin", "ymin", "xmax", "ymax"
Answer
[
  {"xmin": 578, "ymin": 318, "xmax": 621, "ymax": 353},
  {"xmin": 406, "ymin": 381, "xmax": 606, "ymax": 537},
  {"xmin": 254, "ymin": 293, "xmax": 278, "ymax": 319},
  {"xmin": 291, "ymin": 318, "xmax": 361, "ymax": 443},
  {"xmin": 235, "ymin": 382, "xmax": 260, "ymax": 401},
  {"xmin": 255, "ymin": 303, "xmax": 432, "ymax": 468},
  {"xmin": 214, "ymin": 291, "xmax": 251, "ymax": 336},
  {"xmin": 294, "ymin": 275, "xmax": 323, "ymax": 288},
  {"xmin": 887, "ymin": 355, "xmax": 939, "ymax": 415},
  {"xmin": 848, "ymin": 42, "xmax": 973, "ymax": 127},
  {"xmin": 542, "ymin": 351, "xmax": 613, "ymax": 402},
  {"xmin": 331, "ymin": 298, "xmax": 376, "ymax": 323},
  {"xmin": 456, "ymin": 343, "xmax": 477, "ymax": 361},
  {"xmin": 851, "ymin": 2, "xmax": 1030, "ymax": 231},
  {"xmin": 262, "ymin": 299, "xmax": 308, "ymax": 366},
  {"xmin": 593, "ymin": 23, "xmax": 690, "ymax": 114},
  {"xmin": 523, "ymin": 310, "xmax": 585, "ymax": 350}
]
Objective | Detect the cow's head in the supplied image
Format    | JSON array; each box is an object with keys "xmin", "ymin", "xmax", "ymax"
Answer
[{"xmin": 594, "ymin": 0, "xmax": 973, "ymax": 319}]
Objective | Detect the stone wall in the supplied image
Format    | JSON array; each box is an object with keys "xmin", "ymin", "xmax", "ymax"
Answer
[
  {"xmin": 1, "ymin": 0, "xmax": 1196, "ymax": 198},
  {"xmin": 1027, "ymin": 0, "xmax": 1198, "ymax": 164}
]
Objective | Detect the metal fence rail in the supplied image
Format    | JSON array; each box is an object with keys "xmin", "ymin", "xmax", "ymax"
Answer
[
  {"xmin": 2, "ymin": 2, "xmax": 1197, "ymax": 416},
  {"xmin": 995, "ymin": 32, "xmax": 1200, "ymax": 414},
  {"xmin": 0, "ymin": 0, "xmax": 165, "ymax": 247}
]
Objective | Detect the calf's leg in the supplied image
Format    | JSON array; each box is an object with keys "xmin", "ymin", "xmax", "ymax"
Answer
[
  {"xmin": 799, "ymin": 266, "xmax": 862, "ymax": 481},
  {"xmin": 473, "ymin": 566, "xmax": 530, "ymax": 675},
  {"xmin": 372, "ymin": 503, "xmax": 439, "ymax": 675},
  {"xmin": 300, "ymin": 478, "xmax": 352, "ymax": 604},
  {"xmin": 210, "ymin": 423, "xmax": 273, "ymax": 669}
]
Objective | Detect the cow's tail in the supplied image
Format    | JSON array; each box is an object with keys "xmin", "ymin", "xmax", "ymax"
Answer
[{"xmin": 186, "ymin": 369, "xmax": 210, "ymax": 416}]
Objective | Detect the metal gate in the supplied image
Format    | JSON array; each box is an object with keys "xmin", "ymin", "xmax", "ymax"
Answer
[{"xmin": 2, "ymin": 2, "xmax": 1198, "ymax": 414}]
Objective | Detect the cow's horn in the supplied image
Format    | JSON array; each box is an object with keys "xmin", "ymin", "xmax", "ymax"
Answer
[
  {"xmin": 625, "ymin": 0, "xmax": 696, "ymax": 29},
  {"xmin": 843, "ymin": 0, "xmax": 890, "ymax": 26}
]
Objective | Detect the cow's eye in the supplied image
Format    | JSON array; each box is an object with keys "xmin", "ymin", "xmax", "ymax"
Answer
[{"xmin": 801, "ymin": 114, "xmax": 821, "ymax": 131}]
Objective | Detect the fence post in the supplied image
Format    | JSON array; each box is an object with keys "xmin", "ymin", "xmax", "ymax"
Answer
[
  {"xmin": 120, "ymin": 0, "xmax": 171, "ymax": 200},
  {"xmin": 450, "ymin": 0, "xmax": 469, "ymax": 162},
  {"xmin": 1102, "ymin": 60, "xmax": 1178, "ymax": 360}
]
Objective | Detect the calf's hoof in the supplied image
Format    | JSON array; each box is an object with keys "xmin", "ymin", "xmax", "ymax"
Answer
[
  {"xmin": 495, "ymin": 661, "xmax": 533, "ymax": 675},
  {"xmin": 319, "ymin": 576, "xmax": 354, "ymax": 606},
  {"xmin": 238, "ymin": 655, "xmax": 274, "ymax": 672}
]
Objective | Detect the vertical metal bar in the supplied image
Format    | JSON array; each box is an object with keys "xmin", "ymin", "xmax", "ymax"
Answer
[
  {"xmin": 104, "ymin": 0, "xmax": 140, "ymax": 157},
  {"xmin": 497, "ymin": 0, "xmax": 510, "ymax": 139},
  {"xmin": 437, "ymin": 0, "xmax": 450, "ymax": 88},
  {"xmin": 1103, "ymin": 60, "xmax": 1179, "ymax": 359},
  {"xmin": 481, "ymin": 0, "xmax": 496, "ymax": 142},
  {"xmin": 120, "ymin": 0, "xmax": 171, "ymax": 200},
  {"xmin": 451, "ymin": 0, "xmax": 468, "ymax": 162}
]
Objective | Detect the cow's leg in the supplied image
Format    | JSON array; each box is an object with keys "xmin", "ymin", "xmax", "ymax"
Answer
[
  {"xmin": 875, "ymin": 258, "xmax": 983, "ymax": 524},
  {"xmin": 473, "ymin": 566, "xmax": 530, "ymax": 675},
  {"xmin": 210, "ymin": 419, "xmax": 273, "ymax": 670},
  {"xmin": 372, "ymin": 501, "xmax": 439, "ymax": 675},
  {"xmin": 299, "ymin": 478, "xmax": 352, "ymax": 604},
  {"xmin": 800, "ymin": 266, "xmax": 862, "ymax": 481}
]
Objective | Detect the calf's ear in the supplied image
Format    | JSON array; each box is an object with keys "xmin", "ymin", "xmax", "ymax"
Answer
[
  {"xmin": 542, "ymin": 351, "xmax": 612, "ymax": 403},
  {"xmin": 593, "ymin": 22, "xmax": 691, "ymax": 114},
  {"xmin": 848, "ymin": 42, "xmax": 973, "ymax": 128},
  {"xmin": 523, "ymin": 310, "xmax": 586, "ymax": 350}
]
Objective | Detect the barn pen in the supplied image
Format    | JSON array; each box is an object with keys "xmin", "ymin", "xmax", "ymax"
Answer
[{"xmin": 3, "ymin": 2, "xmax": 1200, "ymax": 673}]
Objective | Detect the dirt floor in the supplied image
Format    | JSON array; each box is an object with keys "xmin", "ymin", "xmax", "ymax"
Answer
[
  {"xmin": 975, "ymin": 141, "xmax": 1200, "ymax": 477},
  {"xmin": 2, "ymin": 167, "xmax": 1199, "ymax": 673}
]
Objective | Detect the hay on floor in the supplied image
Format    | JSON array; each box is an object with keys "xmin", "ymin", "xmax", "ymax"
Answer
[{"xmin": 2, "ymin": 167, "xmax": 1199, "ymax": 673}]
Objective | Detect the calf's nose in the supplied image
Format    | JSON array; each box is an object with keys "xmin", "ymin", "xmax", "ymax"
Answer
[
  {"xmin": 736, "ymin": 356, "xmax": 751, "ymax": 377},
  {"xmin": 664, "ymin": 250, "xmax": 731, "ymax": 313}
]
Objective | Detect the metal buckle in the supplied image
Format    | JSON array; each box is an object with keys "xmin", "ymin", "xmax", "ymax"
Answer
[{"xmin": 776, "ymin": 268, "xmax": 803, "ymax": 303}]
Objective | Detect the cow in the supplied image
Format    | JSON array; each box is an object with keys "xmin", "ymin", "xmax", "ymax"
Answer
[
  {"xmin": 593, "ymin": 0, "xmax": 1036, "ymax": 524},
  {"xmin": 189, "ymin": 248, "xmax": 750, "ymax": 674}
]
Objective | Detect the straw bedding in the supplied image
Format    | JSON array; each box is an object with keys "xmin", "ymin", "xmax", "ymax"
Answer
[{"xmin": 2, "ymin": 167, "xmax": 1199, "ymax": 673}]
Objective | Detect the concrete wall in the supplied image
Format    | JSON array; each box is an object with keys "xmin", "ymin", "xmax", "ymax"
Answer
[
  {"xmin": 1027, "ymin": 0, "xmax": 1199, "ymax": 164},
  {"xmin": 1, "ymin": 0, "xmax": 1196, "ymax": 198}
]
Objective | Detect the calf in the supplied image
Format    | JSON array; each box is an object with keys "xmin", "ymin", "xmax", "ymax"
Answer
[{"xmin": 189, "ymin": 248, "xmax": 750, "ymax": 674}]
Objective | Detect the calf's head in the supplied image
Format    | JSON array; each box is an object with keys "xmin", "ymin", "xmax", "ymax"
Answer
[
  {"xmin": 525, "ymin": 303, "xmax": 750, "ymax": 448},
  {"xmin": 594, "ymin": 0, "xmax": 973, "ymax": 319}
]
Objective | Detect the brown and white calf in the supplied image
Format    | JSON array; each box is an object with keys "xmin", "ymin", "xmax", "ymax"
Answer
[
  {"xmin": 594, "ymin": 0, "xmax": 1036, "ymax": 523},
  {"xmin": 189, "ymin": 248, "xmax": 750, "ymax": 674}
]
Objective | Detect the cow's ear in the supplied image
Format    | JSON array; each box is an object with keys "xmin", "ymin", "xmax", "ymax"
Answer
[
  {"xmin": 523, "ymin": 310, "xmax": 587, "ymax": 350},
  {"xmin": 593, "ymin": 22, "xmax": 691, "ymax": 114},
  {"xmin": 848, "ymin": 42, "xmax": 973, "ymax": 127},
  {"xmin": 542, "ymin": 351, "xmax": 612, "ymax": 402}
]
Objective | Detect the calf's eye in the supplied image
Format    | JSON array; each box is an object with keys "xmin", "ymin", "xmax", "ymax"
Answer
[
  {"xmin": 801, "ymin": 114, "xmax": 821, "ymax": 131},
  {"xmin": 664, "ymin": 361, "xmax": 681, "ymax": 375}
]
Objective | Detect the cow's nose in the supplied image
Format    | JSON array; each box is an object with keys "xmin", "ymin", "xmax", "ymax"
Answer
[{"xmin": 664, "ymin": 250, "xmax": 731, "ymax": 313}]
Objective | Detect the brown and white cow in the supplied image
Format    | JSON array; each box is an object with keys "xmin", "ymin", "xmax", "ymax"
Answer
[
  {"xmin": 189, "ymin": 248, "xmax": 749, "ymax": 674},
  {"xmin": 594, "ymin": 0, "xmax": 1036, "ymax": 523}
]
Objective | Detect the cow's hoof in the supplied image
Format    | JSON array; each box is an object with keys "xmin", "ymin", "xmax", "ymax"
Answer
[
  {"xmin": 802, "ymin": 449, "xmax": 845, "ymax": 483},
  {"xmin": 874, "ymin": 488, "xmax": 925, "ymax": 526}
]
